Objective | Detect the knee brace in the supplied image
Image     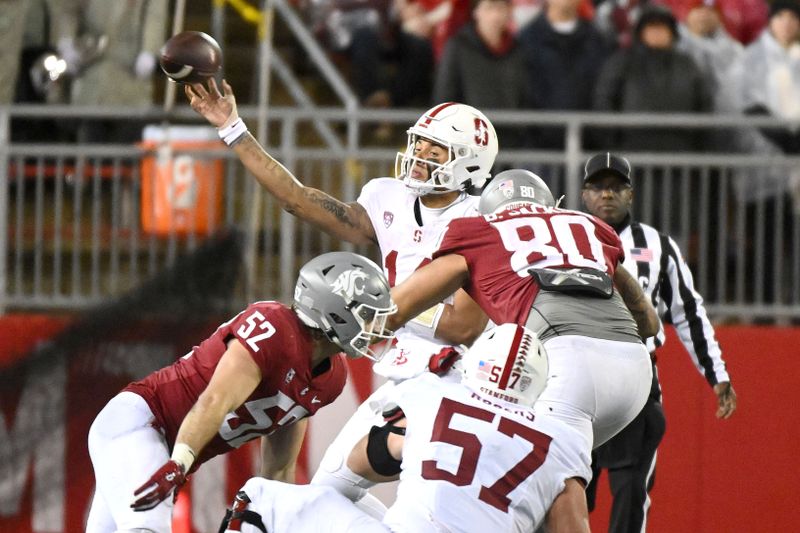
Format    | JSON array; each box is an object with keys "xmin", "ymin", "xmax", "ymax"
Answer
[{"xmin": 366, "ymin": 423, "xmax": 405, "ymax": 477}]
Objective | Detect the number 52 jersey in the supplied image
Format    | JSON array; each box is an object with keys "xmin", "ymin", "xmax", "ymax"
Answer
[
  {"xmin": 124, "ymin": 301, "xmax": 346, "ymax": 467},
  {"xmin": 383, "ymin": 373, "xmax": 592, "ymax": 533}
]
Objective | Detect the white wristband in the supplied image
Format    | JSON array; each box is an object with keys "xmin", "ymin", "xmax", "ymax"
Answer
[
  {"xmin": 171, "ymin": 442, "xmax": 197, "ymax": 471},
  {"xmin": 218, "ymin": 118, "xmax": 248, "ymax": 146}
]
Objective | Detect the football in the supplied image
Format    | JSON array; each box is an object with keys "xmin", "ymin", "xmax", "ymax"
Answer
[{"xmin": 159, "ymin": 31, "xmax": 222, "ymax": 84}]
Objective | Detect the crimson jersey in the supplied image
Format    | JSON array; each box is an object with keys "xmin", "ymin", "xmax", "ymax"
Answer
[
  {"xmin": 433, "ymin": 205, "xmax": 625, "ymax": 326},
  {"xmin": 125, "ymin": 301, "xmax": 346, "ymax": 467}
]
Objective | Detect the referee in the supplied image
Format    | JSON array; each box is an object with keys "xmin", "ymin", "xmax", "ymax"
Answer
[{"xmin": 580, "ymin": 153, "xmax": 737, "ymax": 532}]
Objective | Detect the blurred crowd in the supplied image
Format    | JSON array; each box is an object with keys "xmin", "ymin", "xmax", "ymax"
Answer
[
  {"xmin": 3, "ymin": 0, "xmax": 800, "ymax": 155},
  {"xmin": 2, "ymin": 0, "xmax": 168, "ymax": 142},
  {"xmin": 308, "ymin": 0, "xmax": 800, "ymax": 153}
]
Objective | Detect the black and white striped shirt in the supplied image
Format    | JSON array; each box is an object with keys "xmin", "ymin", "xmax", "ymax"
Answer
[{"xmin": 619, "ymin": 220, "xmax": 730, "ymax": 386}]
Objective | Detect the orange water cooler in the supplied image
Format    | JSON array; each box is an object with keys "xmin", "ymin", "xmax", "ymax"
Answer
[{"xmin": 140, "ymin": 126, "xmax": 224, "ymax": 237}]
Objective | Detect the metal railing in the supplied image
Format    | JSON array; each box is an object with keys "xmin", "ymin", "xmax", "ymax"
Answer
[{"xmin": 2, "ymin": 104, "xmax": 799, "ymax": 322}]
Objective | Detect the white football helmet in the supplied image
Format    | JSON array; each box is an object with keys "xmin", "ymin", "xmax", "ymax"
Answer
[
  {"xmin": 395, "ymin": 102, "xmax": 499, "ymax": 196},
  {"xmin": 461, "ymin": 324, "xmax": 548, "ymax": 407}
]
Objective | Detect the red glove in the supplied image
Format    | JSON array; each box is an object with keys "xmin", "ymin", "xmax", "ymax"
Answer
[
  {"xmin": 131, "ymin": 460, "xmax": 186, "ymax": 512},
  {"xmin": 428, "ymin": 347, "xmax": 460, "ymax": 375}
]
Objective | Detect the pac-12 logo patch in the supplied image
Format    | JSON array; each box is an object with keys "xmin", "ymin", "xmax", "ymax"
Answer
[
  {"xmin": 384, "ymin": 211, "xmax": 394, "ymax": 228},
  {"xmin": 499, "ymin": 179, "xmax": 515, "ymax": 199}
]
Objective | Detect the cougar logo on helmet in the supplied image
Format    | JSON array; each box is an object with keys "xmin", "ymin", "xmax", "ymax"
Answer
[
  {"xmin": 499, "ymin": 179, "xmax": 515, "ymax": 199},
  {"xmin": 332, "ymin": 269, "xmax": 367, "ymax": 301},
  {"xmin": 294, "ymin": 252, "xmax": 397, "ymax": 361}
]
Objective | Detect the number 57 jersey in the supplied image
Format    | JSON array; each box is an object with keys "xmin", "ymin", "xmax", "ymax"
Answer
[
  {"xmin": 124, "ymin": 301, "xmax": 346, "ymax": 467},
  {"xmin": 383, "ymin": 374, "xmax": 591, "ymax": 533}
]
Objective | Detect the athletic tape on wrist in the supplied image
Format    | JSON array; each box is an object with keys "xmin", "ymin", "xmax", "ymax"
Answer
[
  {"xmin": 218, "ymin": 118, "xmax": 248, "ymax": 146},
  {"xmin": 171, "ymin": 443, "xmax": 197, "ymax": 471}
]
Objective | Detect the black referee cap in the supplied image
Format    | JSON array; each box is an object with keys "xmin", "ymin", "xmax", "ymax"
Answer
[{"xmin": 583, "ymin": 153, "xmax": 632, "ymax": 184}]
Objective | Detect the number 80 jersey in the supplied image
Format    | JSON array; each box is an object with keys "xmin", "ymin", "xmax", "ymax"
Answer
[
  {"xmin": 433, "ymin": 205, "xmax": 626, "ymax": 327},
  {"xmin": 124, "ymin": 301, "xmax": 346, "ymax": 467}
]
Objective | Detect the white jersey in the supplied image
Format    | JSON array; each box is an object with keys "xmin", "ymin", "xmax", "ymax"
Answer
[
  {"xmin": 382, "ymin": 374, "xmax": 592, "ymax": 533},
  {"xmin": 357, "ymin": 178, "xmax": 480, "ymax": 380}
]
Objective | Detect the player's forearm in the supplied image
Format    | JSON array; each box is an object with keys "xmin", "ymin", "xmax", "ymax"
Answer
[
  {"xmin": 232, "ymin": 134, "xmax": 375, "ymax": 245},
  {"xmin": 232, "ymin": 134, "xmax": 317, "ymax": 217},
  {"xmin": 434, "ymin": 291, "xmax": 488, "ymax": 346},
  {"xmin": 173, "ymin": 393, "xmax": 233, "ymax": 460},
  {"xmin": 345, "ymin": 433, "xmax": 400, "ymax": 484},
  {"xmin": 261, "ymin": 462, "xmax": 296, "ymax": 483},
  {"xmin": 628, "ymin": 299, "xmax": 659, "ymax": 339},
  {"xmin": 389, "ymin": 259, "xmax": 469, "ymax": 332},
  {"xmin": 614, "ymin": 267, "xmax": 659, "ymax": 339}
]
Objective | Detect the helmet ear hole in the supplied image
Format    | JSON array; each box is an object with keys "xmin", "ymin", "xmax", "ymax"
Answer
[{"xmin": 328, "ymin": 312, "xmax": 348, "ymax": 325}]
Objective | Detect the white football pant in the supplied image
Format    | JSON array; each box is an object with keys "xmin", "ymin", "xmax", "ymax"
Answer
[
  {"xmin": 232, "ymin": 478, "xmax": 387, "ymax": 533},
  {"xmin": 86, "ymin": 391, "xmax": 173, "ymax": 533},
  {"xmin": 310, "ymin": 380, "xmax": 397, "ymax": 512},
  {"xmin": 533, "ymin": 335, "xmax": 653, "ymax": 451}
]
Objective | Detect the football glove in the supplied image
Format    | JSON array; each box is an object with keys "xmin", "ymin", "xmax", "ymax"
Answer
[{"xmin": 131, "ymin": 460, "xmax": 186, "ymax": 512}]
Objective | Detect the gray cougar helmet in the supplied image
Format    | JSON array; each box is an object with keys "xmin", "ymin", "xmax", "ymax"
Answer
[
  {"xmin": 479, "ymin": 169, "xmax": 556, "ymax": 215},
  {"xmin": 294, "ymin": 252, "xmax": 397, "ymax": 361}
]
